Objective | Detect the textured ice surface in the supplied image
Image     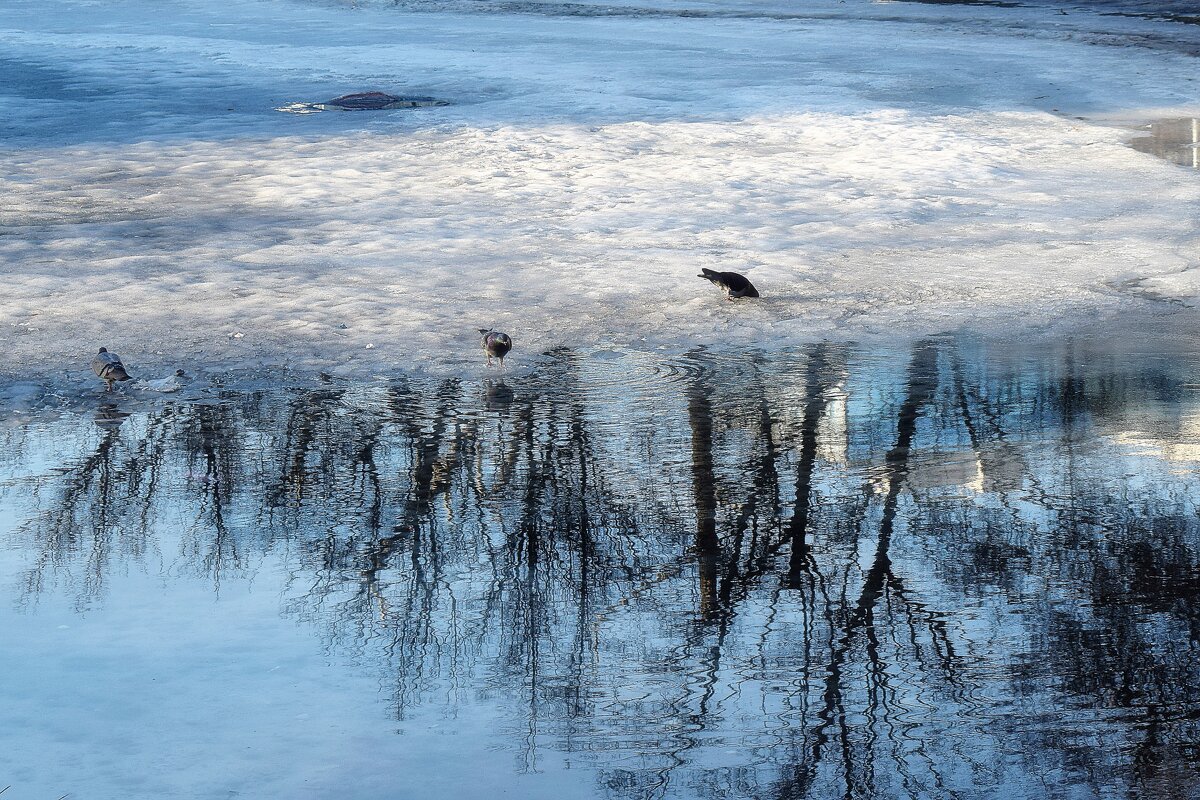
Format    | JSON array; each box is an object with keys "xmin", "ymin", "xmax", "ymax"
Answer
[{"xmin": 2, "ymin": 0, "xmax": 1200, "ymax": 380}]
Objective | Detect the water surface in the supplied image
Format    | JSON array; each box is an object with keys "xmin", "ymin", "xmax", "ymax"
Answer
[
  {"xmin": 2, "ymin": 338, "xmax": 1199, "ymax": 799},
  {"xmin": 1130, "ymin": 118, "xmax": 1200, "ymax": 168}
]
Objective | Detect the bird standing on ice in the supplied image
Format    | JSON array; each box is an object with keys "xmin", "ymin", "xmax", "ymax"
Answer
[
  {"xmin": 480, "ymin": 329, "xmax": 512, "ymax": 367},
  {"xmin": 91, "ymin": 347, "xmax": 133, "ymax": 391},
  {"xmin": 698, "ymin": 268, "xmax": 759, "ymax": 300}
]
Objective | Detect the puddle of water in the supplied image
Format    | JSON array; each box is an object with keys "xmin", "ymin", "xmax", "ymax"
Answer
[
  {"xmin": 1130, "ymin": 117, "xmax": 1200, "ymax": 168},
  {"xmin": 2, "ymin": 338, "xmax": 1200, "ymax": 798}
]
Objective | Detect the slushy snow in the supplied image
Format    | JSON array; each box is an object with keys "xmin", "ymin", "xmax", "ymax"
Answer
[{"xmin": 2, "ymin": 0, "xmax": 1200, "ymax": 377}]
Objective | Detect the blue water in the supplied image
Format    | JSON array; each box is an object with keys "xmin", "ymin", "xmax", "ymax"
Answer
[{"xmin": 2, "ymin": 338, "xmax": 1199, "ymax": 799}]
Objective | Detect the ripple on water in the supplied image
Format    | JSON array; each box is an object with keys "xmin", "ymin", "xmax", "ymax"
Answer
[{"xmin": 1, "ymin": 338, "xmax": 1200, "ymax": 799}]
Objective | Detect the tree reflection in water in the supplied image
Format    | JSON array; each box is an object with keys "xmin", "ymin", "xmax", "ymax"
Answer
[{"xmin": 2, "ymin": 338, "xmax": 1199, "ymax": 799}]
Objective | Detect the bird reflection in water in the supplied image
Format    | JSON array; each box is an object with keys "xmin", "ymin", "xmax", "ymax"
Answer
[
  {"xmin": 92, "ymin": 401, "xmax": 131, "ymax": 429},
  {"xmin": 484, "ymin": 379, "xmax": 514, "ymax": 413}
]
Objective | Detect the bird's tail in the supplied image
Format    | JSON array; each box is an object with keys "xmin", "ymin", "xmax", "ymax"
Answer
[{"xmin": 98, "ymin": 362, "xmax": 132, "ymax": 382}]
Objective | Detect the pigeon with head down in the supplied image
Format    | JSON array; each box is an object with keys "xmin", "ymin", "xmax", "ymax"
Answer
[
  {"xmin": 91, "ymin": 347, "xmax": 133, "ymax": 392},
  {"xmin": 698, "ymin": 268, "xmax": 759, "ymax": 300}
]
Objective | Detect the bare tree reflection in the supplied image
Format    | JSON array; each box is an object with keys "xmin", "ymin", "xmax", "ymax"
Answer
[{"xmin": 4, "ymin": 338, "xmax": 1200, "ymax": 798}]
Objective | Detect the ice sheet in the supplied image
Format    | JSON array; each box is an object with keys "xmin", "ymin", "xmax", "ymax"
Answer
[{"xmin": 2, "ymin": 0, "xmax": 1200, "ymax": 380}]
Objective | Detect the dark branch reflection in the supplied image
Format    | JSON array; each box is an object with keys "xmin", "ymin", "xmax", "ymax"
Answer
[{"xmin": 3, "ymin": 338, "xmax": 1200, "ymax": 798}]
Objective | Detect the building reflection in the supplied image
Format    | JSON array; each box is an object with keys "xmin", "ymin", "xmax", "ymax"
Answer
[{"xmin": 3, "ymin": 338, "xmax": 1200, "ymax": 798}]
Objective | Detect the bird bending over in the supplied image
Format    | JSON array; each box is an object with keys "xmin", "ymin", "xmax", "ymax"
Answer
[
  {"xmin": 698, "ymin": 268, "xmax": 759, "ymax": 300},
  {"xmin": 479, "ymin": 329, "xmax": 513, "ymax": 368},
  {"xmin": 91, "ymin": 347, "xmax": 132, "ymax": 391}
]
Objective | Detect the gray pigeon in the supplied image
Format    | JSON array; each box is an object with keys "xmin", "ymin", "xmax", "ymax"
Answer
[
  {"xmin": 91, "ymin": 347, "xmax": 132, "ymax": 391},
  {"xmin": 699, "ymin": 268, "xmax": 759, "ymax": 300},
  {"xmin": 479, "ymin": 329, "xmax": 512, "ymax": 367}
]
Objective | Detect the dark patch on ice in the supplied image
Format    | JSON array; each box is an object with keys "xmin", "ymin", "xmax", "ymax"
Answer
[
  {"xmin": 900, "ymin": 0, "xmax": 1021, "ymax": 7},
  {"xmin": 1104, "ymin": 10, "xmax": 1200, "ymax": 24},
  {"xmin": 322, "ymin": 91, "xmax": 449, "ymax": 110},
  {"xmin": 0, "ymin": 56, "xmax": 104, "ymax": 101},
  {"xmin": 365, "ymin": 0, "xmax": 1200, "ymax": 27},
  {"xmin": 277, "ymin": 91, "xmax": 450, "ymax": 114},
  {"xmin": 1103, "ymin": 273, "xmax": 1193, "ymax": 307},
  {"xmin": 370, "ymin": 0, "xmax": 901, "ymax": 22},
  {"xmin": 901, "ymin": 0, "xmax": 1200, "ymax": 18}
]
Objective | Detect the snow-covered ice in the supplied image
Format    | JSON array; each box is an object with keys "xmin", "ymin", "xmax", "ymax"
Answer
[{"xmin": 2, "ymin": 0, "xmax": 1200, "ymax": 379}]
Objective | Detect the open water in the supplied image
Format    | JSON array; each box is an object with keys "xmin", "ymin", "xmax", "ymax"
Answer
[{"xmin": 1, "ymin": 337, "xmax": 1198, "ymax": 798}]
